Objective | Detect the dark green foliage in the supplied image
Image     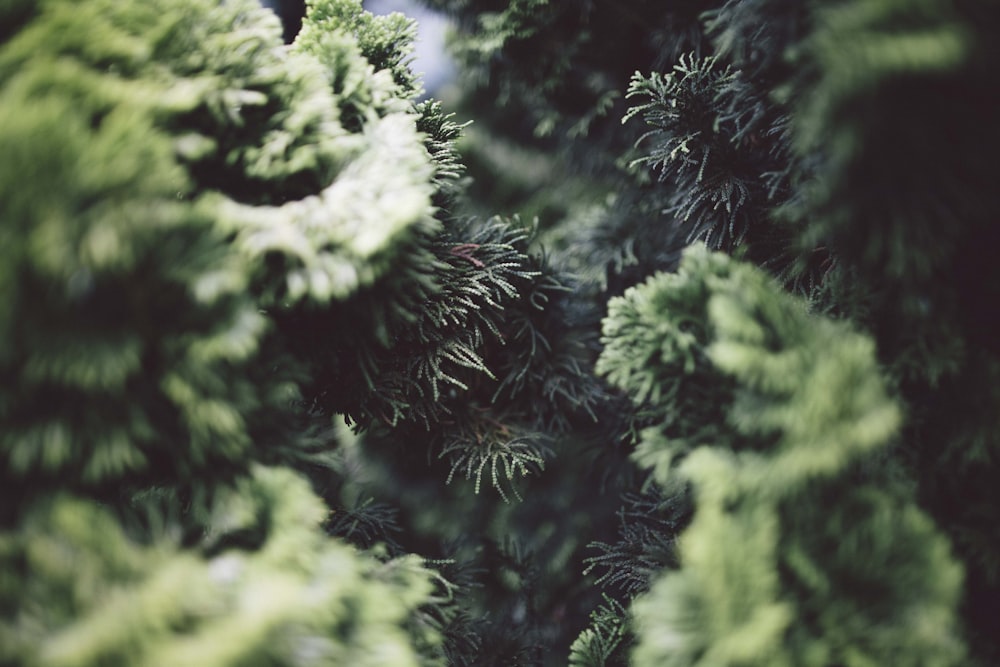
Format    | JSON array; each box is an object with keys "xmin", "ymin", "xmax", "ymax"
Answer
[
  {"xmin": 402, "ymin": 0, "xmax": 999, "ymax": 663},
  {"xmin": 6, "ymin": 0, "xmax": 1000, "ymax": 664},
  {"xmin": 583, "ymin": 491, "xmax": 689, "ymax": 598},
  {"xmin": 427, "ymin": 0, "xmax": 714, "ymax": 142},
  {"xmin": 312, "ymin": 217, "xmax": 539, "ymax": 428},
  {"xmin": 3, "ymin": 0, "xmax": 612, "ymax": 660},
  {"xmin": 415, "ymin": 98, "xmax": 470, "ymax": 208},
  {"xmin": 782, "ymin": 1, "xmax": 1000, "ymax": 661},
  {"xmin": 625, "ymin": 58, "xmax": 761, "ymax": 248},
  {"xmin": 787, "ymin": 0, "xmax": 1000, "ymax": 381},
  {"xmin": 430, "ymin": 1, "xmax": 729, "ymax": 297},
  {"xmin": 620, "ymin": 0, "xmax": 819, "ymax": 278}
]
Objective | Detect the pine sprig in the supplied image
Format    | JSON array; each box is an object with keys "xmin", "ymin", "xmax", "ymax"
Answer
[
  {"xmin": 624, "ymin": 56, "xmax": 768, "ymax": 249},
  {"xmin": 583, "ymin": 491, "xmax": 689, "ymax": 597},
  {"xmin": 327, "ymin": 495, "xmax": 403, "ymax": 551},
  {"xmin": 416, "ymin": 98, "xmax": 472, "ymax": 208},
  {"xmin": 569, "ymin": 596, "xmax": 631, "ymax": 667},
  {"xmin": 335, "ymin": 216, "xmax": 542, "ymax": 431},
  {"xmin": 440, "ymin": 416, "xmax": 550, "ymax": 503}
]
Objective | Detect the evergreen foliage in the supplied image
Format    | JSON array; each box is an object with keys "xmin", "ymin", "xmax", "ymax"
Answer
[
  {"xmin": 784, "ymin": 1, "xmax": 1000, "ymax": 659},
  {"xmin": 4, "ymin": 0, "xmax": 999, "ymax": 664},
  {"xmin": 1, "ymin": 467, "xmax": 444, "ymax": 667},
  {"xmin": 568, "ymin": 596, "xmax": 630, "ymax": 667},
  {"xmin": 600, "ymin": 246, "xmax": 961, "ymax": 666},
  {"xmin": 420, "ymin": 0, "xmax": 997, "ymax": 663},
  {"xmin": 0, "ymin": 0, "xmax": 489, "ymax": 662},
  {"xmin": 624, "ymin": 58, "xmax": 758, "ymax": 249},
  {"xmin": 0, "ymin": 0, "xmax": 308, "ymax": 506}
]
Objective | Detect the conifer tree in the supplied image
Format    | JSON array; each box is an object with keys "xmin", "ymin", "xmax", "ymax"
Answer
[
  {"xmin": 419, "ymin": 0, "xmax": 998, "ymax": 664},
  {"xmin": 4, "ymin": 0, "xmax": 999, "ymax": 665},
  {"xmin": 0, "ymin": 0, "xmax": 501, "ymax": 663},
  {"xmin": 596, "ymin": 246, "xmax": 963, "ymax": 666}
]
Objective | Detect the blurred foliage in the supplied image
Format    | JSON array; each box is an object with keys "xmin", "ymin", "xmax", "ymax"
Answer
[
  {"xmin": 0, "ymin": 0, "xmax": 511, "ymax": 663},
  {"xmin": 3, "ymin": 0, "xmax": 999, "ymax": 664},
  {"xmin": 601, "ymin": 247, "xmax": 962, "ymax": 666},
  {"xmin": 0, "ymin": 467, "xmax": 445, "ymax": 667}
]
